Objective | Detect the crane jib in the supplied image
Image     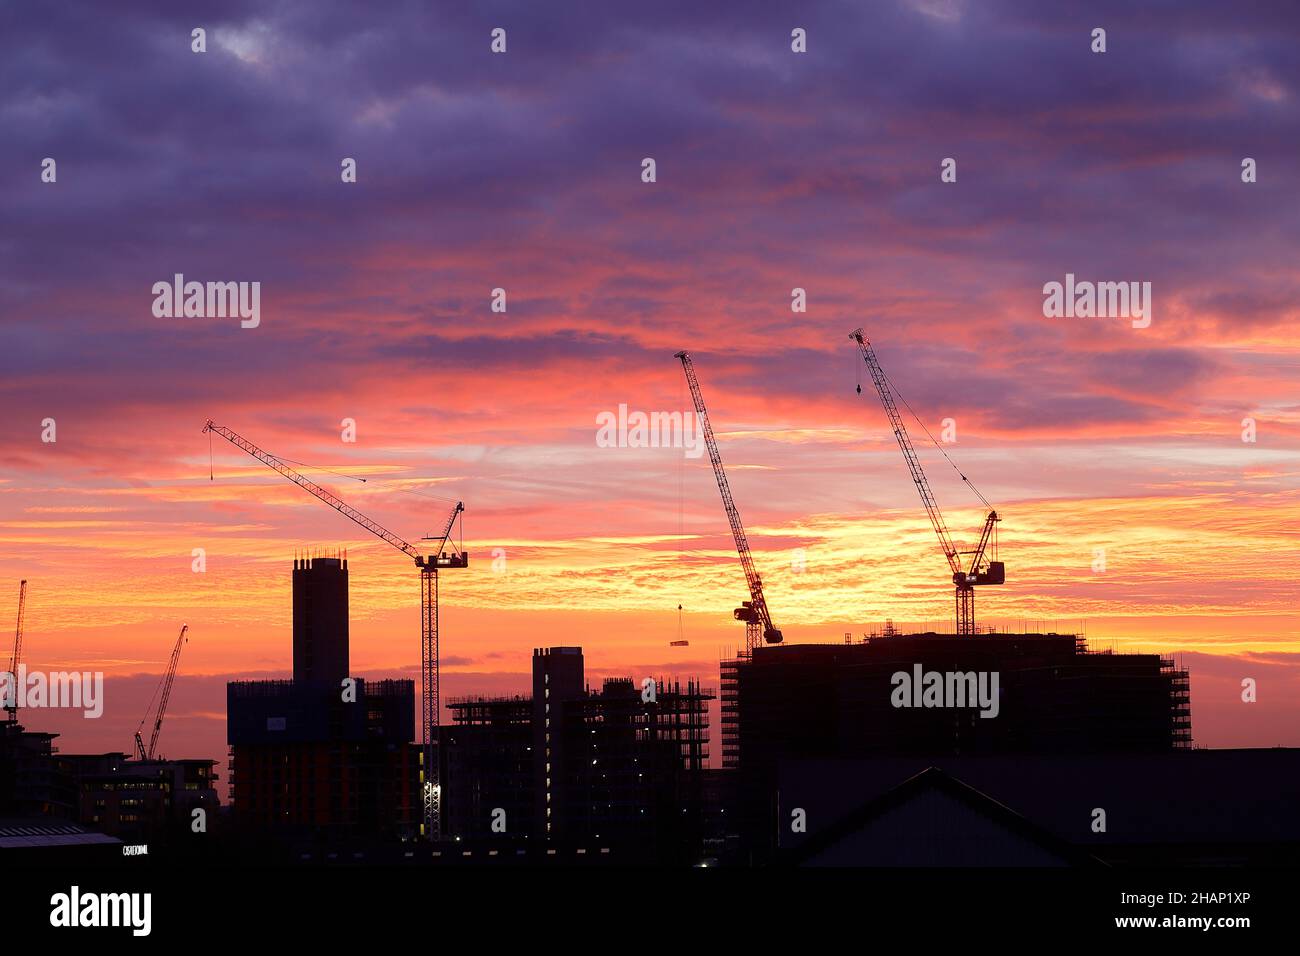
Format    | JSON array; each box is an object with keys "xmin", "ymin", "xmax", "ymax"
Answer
[
  {"xmin": 675, "ymin": 353, "xmax": 782, "ymax": 645},
  {"xmin": 202, "ymin": 421, "xmax": 464, "ymax": 564}
]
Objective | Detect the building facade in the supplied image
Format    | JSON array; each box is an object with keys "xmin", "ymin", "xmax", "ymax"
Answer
[
  {"xmin": 444, "ymin": 647, "xmax": 713, "ymax": 861},
  {"xmin": 732, "ymin": 631, "xmax": 1191, "ymax": 859},
  {"xmin": 226, "ymin": 556, "xmax": 419, "ymax": 842}
]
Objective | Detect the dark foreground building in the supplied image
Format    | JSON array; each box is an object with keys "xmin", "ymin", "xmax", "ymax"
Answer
[
  {"xmin": 1, "ymin": 725, "xmax": 218, "ymax": 847},
  {"xmin": 777, "ymin": 750, "xmax": 1300, "ymax": 866},
  {"xmin": 444, "ymin": 647, "xmax": 713, "ymax": 862},
  {"xmin": 64, "ymin": 752, "xmax": 219, "ymax": 843},
  {"xmin": 731, "ymin": 630, "xmax": 1192, "ymax": 860},
  {"xmin": 0, "ymin": 723, "xmax": 74, "ymax": 819},
  {"xmin": 226, "ymin": 555, "xmax": 419, "ymax": 842}
]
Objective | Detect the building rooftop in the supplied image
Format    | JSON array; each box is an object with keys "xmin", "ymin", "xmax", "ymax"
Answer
[{"xmin": 0, "ymin": 817, "xmax": 121, "ymax": 850}]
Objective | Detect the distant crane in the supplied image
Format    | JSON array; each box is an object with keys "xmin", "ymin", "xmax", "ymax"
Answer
[
  {"xmin": 134, "ymin": 625, "xmax": 189, "ymax": 761},
  {"xmin": 850, "ymin": 330, "xmax": 1004, "ymax": 635},
  {"xmin": 203, "ymin": 420, "xmax": 467, "ymax": 840},
  {"xmin": 5, "ymin": 580, "xmax": 27, "ymax": 724},
  {"xmin": 676, "ymin": 351, "xmax": 783, "ymax": 655}
]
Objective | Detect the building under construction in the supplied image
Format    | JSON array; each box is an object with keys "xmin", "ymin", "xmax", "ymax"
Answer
[
  {"xmin": 443, "ymin": 646, "xmax": 712, "ymax": 861},
  {"xmin": 736, "ymin": 629, "xmax": 1189, "ymax": 766},
  {"xmin": 226, "ymin": 555, "xmax": 420, "ymax": 841},
  {"xmin": 727, "ymin": 628, "xmax": 1191, "ymax": 857}
]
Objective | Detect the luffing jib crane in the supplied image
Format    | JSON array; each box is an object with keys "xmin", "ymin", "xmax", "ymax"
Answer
[
  {"xmin": 850, "ymin": 330, "xmax": 1004, "ymax": 635},
  {"xmin": 676, "ymin": 351, "xmax": 783, "ymax": 654},
  {"xmin": 134, "ymin": 624, "xmax": 189, "ymax": 760},
  {"xmin": 203, "ymin": 420, "xmax": 466, "ymax": 841},
  {"xmin": 5, "ymin": 580, "xmax": 27, "ymax": 724}
]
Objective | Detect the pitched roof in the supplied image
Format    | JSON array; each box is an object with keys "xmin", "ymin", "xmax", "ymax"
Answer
[{"xmin": 786, "ymin": 767, "xmax": 1105, "ymax": 867}]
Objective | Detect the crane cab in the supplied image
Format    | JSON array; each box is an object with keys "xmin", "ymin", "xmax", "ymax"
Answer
[
  {"xmin": 982, "ymin": 561, "xmax": 1005, "ymax": 585},
  {"xmin": 734, "ymin": 602, "xmax": 783, "ymax": 643},
  {"xmin": 957, "ymin": 561, "xmax": 1005, "ymax": 587}
]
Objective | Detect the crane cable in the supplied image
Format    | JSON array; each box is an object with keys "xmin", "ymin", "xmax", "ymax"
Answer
[
  {"xmin": 272, "ymin": 457, "xmax": 461, "ymax": 509},
  {"xmin": 213, "ymin": 441, "xmax": 458, "ymax": 504},
  {"xmin": 136, "ymin": 655, "xmax": 168, "ymax": 741},
  {"xmin": 277, "ymin": 456, "xmax": 366, "ymax": 483},
  {"xmin": 862, "ymin": 356, "xmax": 993, "ymax": 511},
  {"xmin": 209, "ymin": 435, "xmax": 464, "ymax": 548}
]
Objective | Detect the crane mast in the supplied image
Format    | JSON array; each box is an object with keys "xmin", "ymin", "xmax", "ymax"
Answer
[
  {"xmin": 675, "ymin": 352, "xmax": 782, "ymax": 654},
  {"xmin": 5, "ymin": 580, "xmax": 27, "ymax": 724},
  {"xmin": 203, "ymin": 420, "xmax": 466, "ymax": 841},
  {"xmin": 135, "ymin": 624, "xmax": 188, "ymax": 760},
  {"xmin": 849, "ymin": 330, "xmax": 1003, "ymax": 635}
]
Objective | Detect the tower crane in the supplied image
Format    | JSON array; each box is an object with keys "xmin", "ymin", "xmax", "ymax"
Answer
[
  {"xmin": 849, "ymin": 330, "xmax": 1004, "ymax": 635},
  {"xmin": 675, "ymin": 352, "xmax": 783, "ymax": 655},
  {"xmin": 5, "ymin": 580, "xmax": 27, "ymax": 724},
  {"xmin": 203, "ymin": 420, "xmax": 466, "ymax": 840},
  {"xmin": 134, "ymin": 624, "xmax": 189, "ymax": 761}
]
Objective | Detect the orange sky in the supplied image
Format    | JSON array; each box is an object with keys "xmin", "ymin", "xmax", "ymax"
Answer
[{"xmin": 3, "ymin": 0, "xmax": 1299, "ymax": 766}]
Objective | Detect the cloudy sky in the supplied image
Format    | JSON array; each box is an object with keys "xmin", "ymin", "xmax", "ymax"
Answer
[{"xmin": 2, "ymin": 0, "xmax": 1297, "ymax": 770}]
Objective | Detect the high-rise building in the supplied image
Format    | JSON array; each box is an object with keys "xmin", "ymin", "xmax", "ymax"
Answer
[
  {"xmin": 292, "ymin": 554, "xmax": 349, "ymax": 685},
  {"xmin": 226, "ymin": 556, "xmax": 419, "ymax": 843},
  {"xmin": 532, "ymin": 646, "xmax": 584, "ymax": 839}
]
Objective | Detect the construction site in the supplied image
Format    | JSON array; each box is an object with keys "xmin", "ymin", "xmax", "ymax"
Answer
[
  {"xmin": 2, "ymin": 332, "xmax": 1298, "ymax": 867},
  {"xmin": 672, "ymin": 336, "xmax": 1278, "ymax": 866},
  {"xmin": 443, "ymin": 647, "xmax": 711, "ymax": 861}
]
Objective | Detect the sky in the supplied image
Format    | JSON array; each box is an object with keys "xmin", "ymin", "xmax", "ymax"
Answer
[{"xmin": 1, "ymin": 0, "xmax": 1298, "ymax": 774}]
